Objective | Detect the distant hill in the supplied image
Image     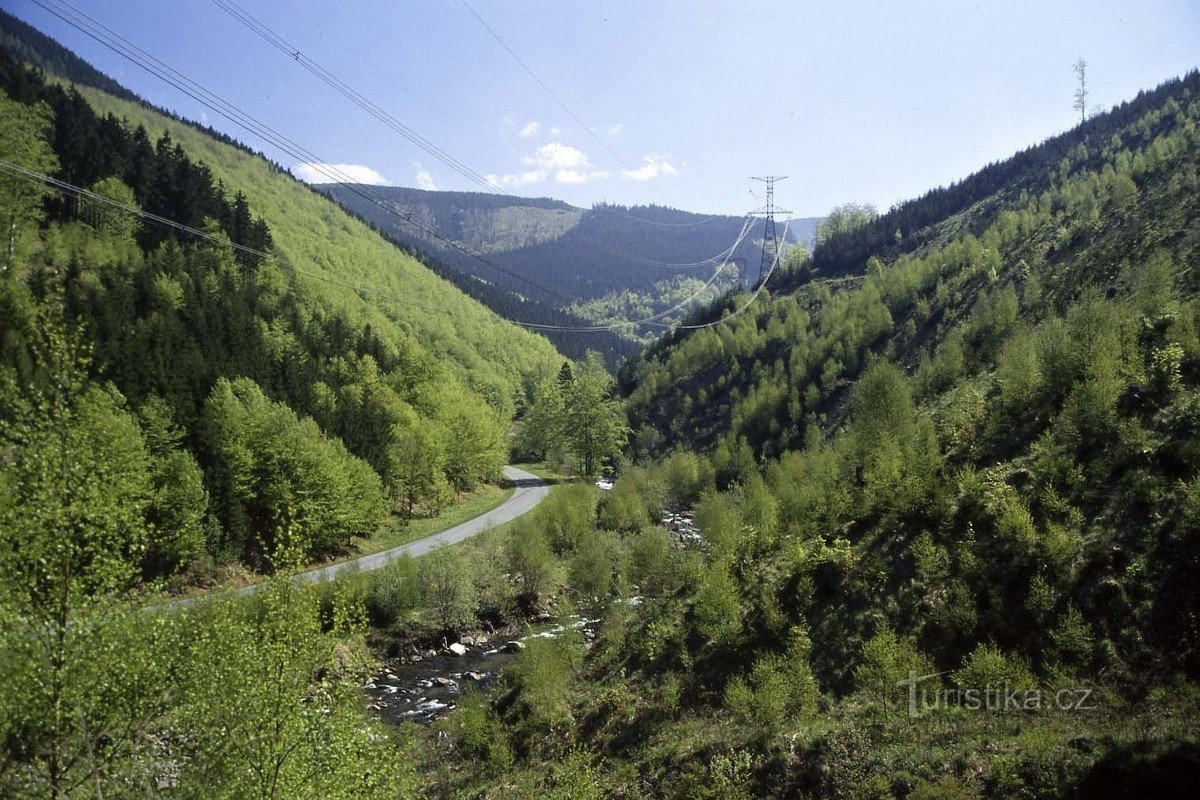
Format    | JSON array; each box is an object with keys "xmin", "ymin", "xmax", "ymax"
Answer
[
  {"xmin": 319, "ymin": 182, "xmax": 819, "ymax": 343},
  {"xmin": 320, "ymin": 184, "xmax": 818, "ymax": 301}
]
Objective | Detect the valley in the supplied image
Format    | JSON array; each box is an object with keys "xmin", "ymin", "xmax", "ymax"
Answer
[{"xmin": 1, "ymin": 3, "xmax": 1199, "ymax": 799}]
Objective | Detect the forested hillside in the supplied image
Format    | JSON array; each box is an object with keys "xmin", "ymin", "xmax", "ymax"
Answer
[
  {"xmin": 0, "ymin": 46, "xmax": 564, "ymax": 579},
  {"xmin": 317, "ymin": 190, "xmax": 639, "ymax": 366},
  {"xmin": 370, "ymin": 69, "xmax": 1200, "ymax": 796}
]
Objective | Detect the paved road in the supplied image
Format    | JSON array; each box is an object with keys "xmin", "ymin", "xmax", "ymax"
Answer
[
  {"xmin": 161, "ymin": 466, "xmax": 548, "ymax": 610},
  {"xmin": 282, "ymin": 465, "xmax": 548, "ymax": 587}
]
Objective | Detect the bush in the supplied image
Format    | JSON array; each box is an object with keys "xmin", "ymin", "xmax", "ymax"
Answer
[
  {"xmin": 953, "ymin": 643, "xmax": 1036, "ymax": 693},
  {"xmin": 363, "ymin": 556, "xmax": 421, "ymax": 627},
  {"xmin": 659, "ymin": 450, "xmax": 714, "ymax": 506},
  {"xmin": 539, "ymin": 483, "xmax": 600, "ymax": 553},
  {"xmin": 691, "ymin": 561, "xmax": 742, "ymax": 646},
  {"xmin": 854, "ymin": 629, "xmax": 935, "ymax": 710},
  {"xmin": 445, "ymin": 690, "xmax": 513, "ymax": 773},
  {"xmin": 506, "ymin": 636, "xmax": 583, "ymax": 741},
  {"xmin": 568, "ymin": 530, "xmax": 619, "ymax": 599},
  {"xmin": 418, "ymin": 549, "xmax": 477, "ymax": 632},
  {"xmin": 508, "ymin": 517, "xmax": 559, "ymax": 605},
  {"xmin": 725, "ymin": 628, "xmax": 818, "ymax": 728},
  {"xmin": 628, "ymin": 526, "xmax": 683, "ymax": 598},
  {"xmin": 598, "ymin": 471, "xmax": 653, "ymax": 532}
]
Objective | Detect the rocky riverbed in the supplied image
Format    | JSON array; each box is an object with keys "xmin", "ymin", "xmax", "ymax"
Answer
[{"xmin": 363, "ymin": 617, "xmax": 599, "ymax": 724}]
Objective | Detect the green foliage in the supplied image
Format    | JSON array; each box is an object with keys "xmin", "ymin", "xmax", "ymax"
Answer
[
  {"xmin": 0, "ymin": 89, "xmax": 58, "ymax": 268},
  {"xmin": 854, "ymin": 629, "xmax": 935, "ymax": 709},
  {"xmin": 505, "ymin": 635, "xmax": 583, "ymax": 741},
  {"xmin": 692, "ymin": 561, "xmax": 742, "ymax": 646},
  {"xmin": 627, "ymin": 526, "xmax": 686, "ymax": 597},
  {"xmin": 725, "ymin": 627, "xmax": 819, "ymax": 728},
  {"xmin": 418, "ymin": 547, "xmax": 478, "ymax": 631},
  {"xmin": 508, "ymin": 515, "xmax": 559, "ymax": 605},
  {"xmin": 599, "ymin": 467, "xmax": 661, "ymax": 532},
  {"xmin": 815, "ymin": 202, "xmax": 879, "ymax": 248},
  {"xmin": 385, "ymin": 403, "xmax": 452, "ymax": 514},
  {"xmin": 0, "ymin": 310, "xmax": 151, "ymax": 602},
  {"xmin": 569, "ymin": 528, "xmax": 619, "ymax": 598},
  {"xmin": 140, "ymin": 396, "xmax": 209, "ymax": 575},
  {"xmin": 171, "ymin": 581, "xmax": 412, "ymax": 798},
  {"xmin": 953, "ymin": 643, "xmax": 1037, "ymax": 691},
  {"xmin": 202, "ymin": 377, "xmax": 386, "ymax": 567},
  {"xmin": 445, "ymin": 689, "xmax": 514, "ymax": 773},
  {"xmin": 362, "ymin": 554, "xmax": 421, "ymax": 627},
  {"xmin": 521, "ymin": 353, "xmax": 629, "ymax": 476}
]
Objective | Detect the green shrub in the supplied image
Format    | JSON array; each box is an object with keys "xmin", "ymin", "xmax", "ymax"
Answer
[
  {"xmin": 854, "ymin": 629, "xmax": 935, "ymax": 710},
  {"xmin": 953, "ymin": 643, "xmax": 1036, "ymax": 693},
  {"xmin": 418, "ymin": 548, "xmax": 477, "ymax": 632},
  {"xmin": 445, "ymin": 690, "xmax": 513, "ymax": 773}
]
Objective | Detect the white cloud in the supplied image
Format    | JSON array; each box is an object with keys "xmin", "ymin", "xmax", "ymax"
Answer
[
  {"xmin": 412, "ymin": 162, "xmax": 437, "ymax": 190},
  {"xmin": 486, "ymin": 170, "xmax": 545, "ymax": 189},
  {"xmin": 607, "ymin": 123, "xmax": 624, "ymax": 135},
  {"xmin": 293, "ymin": 162, "xmax": 390, "ymax": 185},
  {"xmin": 554, "ymin": 169, "xmax": 593, "ymax": 185},
  {"xmin": 549, "ymin": 125, "xmax": 562, "ymax": 135},
  {"xmin": 523, "ymin": 142, "xmax": 589, "ymax": 170},
  {"xmin": 518, "ymin": 120, "xmax": 540, "ymax": 138},
  {"xmin": 489, "ymin": 141, "xmax": 608, "ymax": 188},
  {"xmin": 621, "ymin": 154, "xmax": 678, "ymax": 181}
]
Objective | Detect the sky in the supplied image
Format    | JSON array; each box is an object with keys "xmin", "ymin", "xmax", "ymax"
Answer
[{"xmin": 5, "ymin": 0, "xmax": 1199, "ymax": 216}]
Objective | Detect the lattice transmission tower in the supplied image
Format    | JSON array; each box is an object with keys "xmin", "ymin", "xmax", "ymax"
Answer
[{"xmin": 749, "ymin": 175, "xmax": 791, "ymax": 286}]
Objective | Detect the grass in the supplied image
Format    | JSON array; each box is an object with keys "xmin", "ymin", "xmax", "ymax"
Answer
[{"xmin": 512, "ymin": 461, "xmax": 588, "ymax": 485}]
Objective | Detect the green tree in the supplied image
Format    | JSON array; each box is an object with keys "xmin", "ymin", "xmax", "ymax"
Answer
[
  {"xmin": 814, "ymin": 202, "xmax": 878, "ymax": 248},
  {"xmin": 0, "ymin": 308, "xmax": 165, "ymax": 797},
  {"xmin": 692, "ymin": 560, "xmax": 742, "ymax": 645},
  {"xmin": 854, "ymin": 629, "xmax": 935, "ymax": 711},
  {"xmin": 0, "ymin": 92, "xmax": 59, "ymax": 270},
  {"xmin": 172, "ymin": 581, "xmax": 412, "ymax": 798},
  {"xmin": 202, "ymin": 377, "xmax": 386, "ymax": 566},
  {"xmin": 515, "ymin": 374, "xmax": 567, "ymax": 462},
  {"xmin": 386, "ymin": 404, "xmax": 452, "ymax": 515},
  {"xmin": 140, "ymin": 396, "xmax": 209, "ymax": 576},
  {"xmin": 561, "ymin": 353, "xmax": 629, "ymax": 477},
  {"xmin": 86, "ymin": 176, "xmax": 140, "ymax": 239},
  {"xmin": 419, "ymin": 548, "xmax": 477, "ymax": 632}
]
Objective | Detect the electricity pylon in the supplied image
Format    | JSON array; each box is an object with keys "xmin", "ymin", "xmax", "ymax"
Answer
[{"xmin": 749, "ymin": 176, "xmax": 791, "ymax": 286}]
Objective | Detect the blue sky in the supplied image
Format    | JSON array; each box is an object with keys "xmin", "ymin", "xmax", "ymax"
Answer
[{"xmin": 6, "ymin": 0, "xmax": 1199, "ymax": 216}]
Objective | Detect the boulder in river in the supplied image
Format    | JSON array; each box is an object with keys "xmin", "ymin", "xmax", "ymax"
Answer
[
  {"xmin": 447, "ymin": 642, "xmax": 468, "ymax": 656},
  {"xmin": 502, "ymin": 640, "xmax": 526, "ymax": 653}
]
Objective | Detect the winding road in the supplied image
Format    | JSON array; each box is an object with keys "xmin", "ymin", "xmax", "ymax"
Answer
[
  {"xmin": 280, "ymin": 465, "xmax": 548, "ymax": 588},
  {"xmin": 163, "ymin": 466, "xmax": 548, "ymax": 609}
]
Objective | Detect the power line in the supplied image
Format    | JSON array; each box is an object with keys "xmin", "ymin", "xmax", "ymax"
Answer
[
  {"xmin": 672, "ymin": 218, "xmax": 791, "ymax": 331},
  {"xmin": 209, "ymin": 0, "xmax": 567, "ymax": 230},
  {"xmin": 280, "ymin": 0, "xmax": 500, "ymax": 153},
  {"xmin": 750, "ymin": 176, "xmax": 790, "ymax": 286},
  {"xmin": 30, "ymin": 0, "xmax": 571, "ymax": 302},
  {"xmin": 210, "ymin": 0, "xmax": 724, "ymax": 251},
  {"xmin": 210, "ymin": 0, "xmax": 498, "ymax": 196},
  {"xmin": 26, "ymin": 0, "xmax": 764, "ymax": 333},
  {"xmin": 526, "ymin": 216, "xmax": 754, "ymax": 331}
]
